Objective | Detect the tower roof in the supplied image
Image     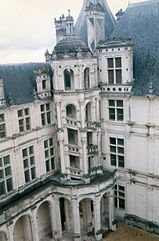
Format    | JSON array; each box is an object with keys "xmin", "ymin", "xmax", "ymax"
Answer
[
  {"xmin": 74, "ymin": 0, "xmax": 116, "ymax": 44},
  {"xmin": 53, "ymin": 35, "xmax": 91, "ymax": 59},
  {"xmin": 111, "ymin": 0, "xmax": 159, "ymax": 96}
]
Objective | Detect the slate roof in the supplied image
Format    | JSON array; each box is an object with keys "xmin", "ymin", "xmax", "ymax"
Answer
[
  {"xmin": 53, "ymin": 35, "xmax": 91, "ymax": 59},
  {"xmin": 0, "ymin": 63, "xmax": 51, "ymax": 106},
  {"xmin": 111, "ymin": 0, "xmax": 159, "ymax": 96},
  {"xmin": 74, "ymin": 0, "xmax": 116, "ymax": 45}
]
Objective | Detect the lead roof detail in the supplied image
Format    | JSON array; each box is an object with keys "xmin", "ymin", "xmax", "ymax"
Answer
[
  {"xmin": 53, "ymin": 35, "xmax": 91, "ymax": 59},
  {"xmin": 0, "ymin": 63, "xmax": 52, "ymax": 106},
  {"xmin": 111, "ymin": 0, "xmax": 159, "ymax": 96}
]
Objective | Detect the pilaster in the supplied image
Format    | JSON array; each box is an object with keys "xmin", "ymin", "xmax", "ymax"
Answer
[
  {"xmin": 72, "ymin": 197, "xmax": 81, "ymax": 241},
  {"xmin": 94, "ymin": 196, "xmax": 102, "ymax": 241},
  {"xmin": 109, "ymin": 190, "xmax": 117, "ymax": 231}
]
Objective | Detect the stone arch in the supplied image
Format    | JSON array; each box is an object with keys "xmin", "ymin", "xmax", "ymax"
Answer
[
  {"xmin": 79, "ymin": 198, "xmax": 94, "ymax": 236},
  {"xmin": 85, "ymin": 102, "xmax": 92, "ymax": 122},
  {"xmin": 59, "ymin": 197, "xmax": 73, "ymax": 235},
  {"xmin": 0, "ymin": 231, "xmax": 7, "ymax": 241},
  {"xmin": 37, "ymin": 201, "xmax": 53, "ymax": 241},
  {"xmin": 66, "ymin": 104, "xmax": 77, "ymax": 119},
  {"xmin": 13, "ymin": 215, "xmax": 33, "ymax": 241},
  {"xmin": 84, "ymin": 67, "xmax": 90, "ymax": 89},
  {"xmin": 64, "ymin": 68, "xmax": 74, "ymax": 90}
]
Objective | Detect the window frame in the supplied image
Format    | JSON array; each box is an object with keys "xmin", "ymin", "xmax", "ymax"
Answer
[
  {"xmin": 22, "ymin": 146, "xmax": 36, "ymax": 183},
  {"xmin": 0, "ymin": 113, "xmax": 6, "ymax": 138},
  {"xmin": 114, "ymin": 185, "xmax": 125, "ymax": 210},
  {"xmin": 44, "ymin": 137, "xmax": 55, "ymax": 173},
  {"xmin": 40, "ymin": 103, "xmax": 51, "ymax": 126},
  {"xmin": 109, "ymin": 137, "xmax": 125, "ymax": 168},
  {"xmin": 0, "ymin": 155, "xmax": 13, "ymax": 195},
  {"xmin": 108, "ymin": 99, "xmax": 124, "ymax": 122},
  {"xmin": 107, "ymin": 57, "xmax": 122, "ymax": 84},
  {"xmin": 18, "ymin": 108, "xmax": 31, "ymax": 133}
]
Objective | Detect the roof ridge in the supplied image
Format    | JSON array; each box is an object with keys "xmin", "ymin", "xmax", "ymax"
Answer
[
  {"xmin": 0, "ymin": 62, "xmax": 49, "ymax": 67},
  {"xmin": 128, "ymin": 0, "xmax": 159, "ymax": 8}
]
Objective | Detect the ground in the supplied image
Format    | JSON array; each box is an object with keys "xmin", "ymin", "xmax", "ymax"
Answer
[{"xmin": 103, "ymin": 223, "xmax": 159, "ymax": 241}]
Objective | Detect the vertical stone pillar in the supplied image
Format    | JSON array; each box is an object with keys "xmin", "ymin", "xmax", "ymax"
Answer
[
  {"xmin": 56, "ymin": 102, "xmax": 62, "ymax": 129},
  {"xmin": 54, "ymin": 197, "xmax": 62, "ymax": 239},
  {"xmin": 94, "ymin": 196, "xmax": 102, "ymax": 241},
  {"xmin": 58, "ymin": 132, "xmax": 66, "ymax": 174},
  {"xmin": 31, "ymin": 208, "xmax": 40, "ymax": 241},
  {"xmin": 72, "ymin": 198, "xmax": 81, "ymax": 241},
  {"xmin": 81, "ymin": 136, "xmax": 88, "ymax": 175},
  {"xmin": 7, "ymin": 224, "xmax": 14, "ymax": 241},
  {"xmin": 109, "ymin": 190, "xmax": 116, "ymax": 231},
  {"xmin": 80, "ymin": 102, "xmax": 85, "ymax": 128},
  {"xmin": 49, "ymin": 197, "xmax": 60, "ymax": 240}
]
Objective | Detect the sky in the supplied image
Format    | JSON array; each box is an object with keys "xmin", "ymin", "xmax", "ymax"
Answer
[{"xmin": 0, "ymin": 0, "xmax": 145, "ymax": 64}]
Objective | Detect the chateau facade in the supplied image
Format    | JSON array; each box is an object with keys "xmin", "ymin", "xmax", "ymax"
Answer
[{"xmin": 1, "ymin": 0, "xmax": 159, "ymax": 241}]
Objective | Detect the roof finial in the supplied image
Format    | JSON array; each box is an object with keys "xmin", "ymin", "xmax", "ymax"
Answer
[{"xmin": 68, "ymin": 9, "xmax": 71, "ymax": 15}]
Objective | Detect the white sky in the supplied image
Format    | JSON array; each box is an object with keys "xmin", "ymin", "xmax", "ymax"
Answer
[{"xmin": 0, "ymin": 0, "xmax": 145, "ymax": 64}]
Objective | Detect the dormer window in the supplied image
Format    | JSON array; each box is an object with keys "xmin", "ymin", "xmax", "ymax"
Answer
[
  {"xmin": 107, "ymin": 57, "xmax": 122, "ymax": 84},
  {"xmin": 34, "ymin": 70, "xmax": 51, "ymax": 99}
]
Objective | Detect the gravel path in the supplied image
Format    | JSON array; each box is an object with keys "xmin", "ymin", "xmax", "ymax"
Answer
[{"xmin": 103, "ymin": 223, "xmax": 159, "ymax": 241}]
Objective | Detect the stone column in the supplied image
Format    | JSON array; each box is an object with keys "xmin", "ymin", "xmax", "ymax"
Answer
[
  {"xmin": 72, "ymin": 198, "xmax": 81, "ymax": 241},
  {"xmin": 80, "ymin": 102, "xmax": 85, "ymax": 128},
  {"xmin": 56, "ymin": 102, "xmax": 62, "ymax": 129},
  {"xmin": 58, "ymin": 132, "xmax": 66, "ymax": 174},
  {"xmin": 7, "ymin": 224, "xmax": 14, "ymax": 241},
  {"xmin": 54, "ymin": 197, "xmax": 62, "ymax": 239},
  {"xmin": 109, "ymin": 190, "xmax": 116, "ymax": 231},
  {"xmin": 49, "ymin": 197, "xmax": 60, "ymax": 240},
  {"xmin": 81, "ymin": 136, "xmax": 88, "ymax": 175},
  {"xmin": 31, "ymin": 208, "xmax": 40, "ymax": 241},
  {"xmin": 94, "ymin": 196, "xmax": 102, "ymax": 241}
]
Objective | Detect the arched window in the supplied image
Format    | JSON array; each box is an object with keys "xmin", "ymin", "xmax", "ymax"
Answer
[
  {"xmin": 66, "ymin": 104, "xmax": 76, "ymax": 119},
  {"xmin": 64, "ymin": 69, "xmax": 74, "ymax": 90},
  {"xmin": 85, "ymin": 102, "xmax": 92, "ymax": 122},
  {"xmin": 84, "ymin": 68, "xmax": 90, "ymax": 89}
]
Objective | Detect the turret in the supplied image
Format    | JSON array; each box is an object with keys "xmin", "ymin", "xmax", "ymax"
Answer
[
  {"xmin": 54, "ymin": 11, "xmax": 74, "ymax": 44},
  {"xmin": 74, "ymin": 0, "xmax": 115, "ymax": 46},
  {"xmin": 66, "ymin": 10, "xmax": 74, "ymax": 36},
  {"xmin": 85, "ymin": 1, "xmax": 105, "ymax": 51}
]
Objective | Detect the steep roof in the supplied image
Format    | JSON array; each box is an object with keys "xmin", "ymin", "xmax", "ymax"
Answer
[
  {"xmin": 74, "ymin": 0, "xmax": 116, "ymax": 45},
  {"xmin": 111, "ymin": 0, "xmax": 159, "ymax": 96},
  {"xmin": 0, "ymin": 63, "xmax": 51, "ymax": 106}
]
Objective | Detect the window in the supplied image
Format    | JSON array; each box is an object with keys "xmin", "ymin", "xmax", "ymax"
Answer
[
  {"xmin": 66, "ymin": 104, "xmax": 76, "ymax": 119},
  {"xmin": 18, "ymin": 108, "xmax": 30, "ymax": 132},
  {"xmin": 64, "ymin": 69, "xmax": 74, "ymax": 90},
  {"xmin": 40, "ymin": 103, "xmax": 51, "ymax": 126},
  {"xmin": 44, "ymin": 138, "xmax": 55, "ymax": 173},
  {"xmin": 22, "ymin": 146, "xmax": 36, "ymax": 183},
  {"xmin": 114, "ymin": 185, "xmax": 125, "ymax": 210},
  {"xmin": 0, "ymin": 114, "xmax": 6, "ymax": 138},
  {"xmin": 108, "ymin": 100, "xmax": 123, "ymax": 121},
  {"xmin": 42, "ymin": 79, "xmax": 46, "ymax": 89},
  {"xmin": 84, "ymin": 68, "xmax": 90, "ymax": 89},
  {"xmin": 0, "ymin": 155, "xmax": 13, "ymax": 195},
  {"xmin": 107, "ymin": 57, "xmax": 122, "ymax": 84},
  {"xmin": 109, "ymin": 137, "xmax": 125, "ymax": 168}
]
